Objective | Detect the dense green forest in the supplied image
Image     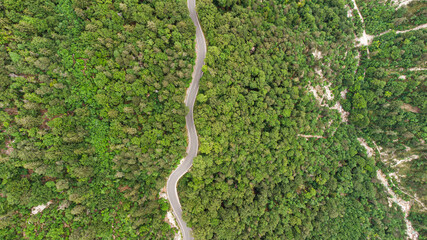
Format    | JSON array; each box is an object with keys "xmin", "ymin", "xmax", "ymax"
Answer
[
  {"xmin": 176, "ymin": 0, "xmax": 423, "ymax": 239},
  {"xmin": 347, "ymin": 30, "xmax": 426, "ymax": 238},
  {"xmin": 357, "ymin": 0, "xmax": 427, "ymax": 35},
  {"xmin": 349, "ymin": 0, "xmax": 426, "ymax": 237},
  {"xmin": 0, "ymin": 0, "xmax": 195, "ymax": 238},
  {"xmin": 0, "ymin": 0, "xmax": 425, "ymax": 239}
]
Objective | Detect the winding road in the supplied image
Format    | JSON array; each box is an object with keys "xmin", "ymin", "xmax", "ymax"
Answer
[{"xmin": 166, "ymin": 0, "xmax": 206, "ymax": 239}]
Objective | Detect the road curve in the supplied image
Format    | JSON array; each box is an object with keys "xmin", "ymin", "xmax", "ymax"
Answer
[{"xmin": 166, "ymin": 0, "xmax": 206, "ymax": 239}]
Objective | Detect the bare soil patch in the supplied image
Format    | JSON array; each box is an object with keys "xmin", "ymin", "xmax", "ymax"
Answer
[
  {"xmin": 1, "ymin": 139, "xmax": 14, "ymax": 156},
  {"xmin": 400, "ymin": 103, "xmax": 420, "ymax": 113},
  {"xmin": 118, "ymin": 185, "xmax": 131, "ymax": 192},
  {"xmin": 377, "ymin": 170, "xmax": 419, "ymax": 240},
  {"xmin": 4, "ymin": 108, "xmax": 18, "ymax": 115},
  {"xmin": 357, "ymin": 138, "xmax": 374, "ymax": 157},
  {"xmin": 297, "ymin": 134, "xmax": 325, "ymax": 139}
]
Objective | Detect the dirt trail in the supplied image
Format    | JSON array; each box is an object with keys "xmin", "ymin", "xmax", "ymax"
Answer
[
  {"xmin": 298, "ymin": 134, "xmax": 325, "ymax": 139},
  {"xmin": 351, "ymin": 1, "xmax": 426, "ymax": 49},
  {"xmin": 350, "ymin": 0, "xmax": 365, "ymax": 23},
  {"xmin": 393, "ymin": 155, "xmax": 419, "ymax": 167},
  {"xmin": 409, "ymin": 67, "xmax": 426, "ymax": 71},
  {"xmin": 358, "ymin": 137, "xmax": 421, "ymax": 240},
  {"xmin": 307, "ymin": 66, "xmax": 349, "ymax": 123},
  {"xmin": 377, "ymin": 23, "xmax": 427, "ymax": 37},
  {"xmin": 396, "ymin": 23, "xmax": 427, "ymax": 33},
  {"xmin": 393, "ymin": 0, "xmax": 417, "ymax": 10},
  {"xmin": 357, "ymin": 138, "xmax": 374, "ymax": 157},
  {"xmin": 350, "ymin": 0, "xmax": 373, "ymax": 52},
  {"xmin": 389, "ymin": 173, "xmax": 427, "ymax": 211},
  {"xmin": 377, "ymin": 170, "xmax": 419, "ymax": 240},
  {"xmin": 324, "ymin": 4, "xmax": 423, "ymax": 237},
  {"xmin": 308, "ymin": 83, "xmax": 349, "ymax": 123}
]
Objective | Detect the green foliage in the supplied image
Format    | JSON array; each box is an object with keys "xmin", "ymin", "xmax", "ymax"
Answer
[
  {"xmin": 178, "ymin": 0, "xmax": 410, "ymax": 239},
  {"xmin": 347, "ymin": 1, "xmax": 427, "ymax": 236},
  {"xmin": 408, "ymin": 211, "xmax": 427, "ymax": 239},
  {"xmin": 357, "ymin": 0, "xmax": 427, "ymax": 35},
  {"xmin": 0, "ymin": 0, "xmax": 195, "ymax": 238},
  {"xmin": 0, "ymin": 0, "xmax": 424, "ymax": 239},
  {"xmin": 346, "ymin": 31, "xmax": 426, "ymax": 150}
]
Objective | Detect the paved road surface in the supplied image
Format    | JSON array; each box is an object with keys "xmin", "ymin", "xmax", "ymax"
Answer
[{"xmin": 166, "ymin": 0, "xmax": 206, "ymax": 239}]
